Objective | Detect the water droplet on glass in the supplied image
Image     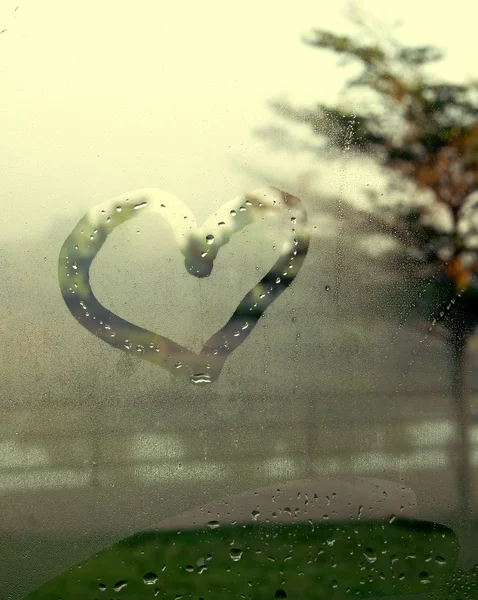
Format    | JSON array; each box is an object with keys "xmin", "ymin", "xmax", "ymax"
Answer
[
  {"xmin": 143, "ymin": 572, "xmax": 158, "ymax": 585},
  {"xmin": 364, "ymin": 548, "xmax": 377, "ymax": 564},
  {"xmin": 191, "ymin": 373, "xmax": 211, "ymax": 384},
  {"xmin": 133, "ymin": 201, "xmax": 147, "ymax": 210},
  {"xmin": 419, "ymin": 571, "xmax": 430, "ymax": 584},
  {"xmin": 72, "ymin": 262, "xmax": 78, "ymax": 270},
  {"xmin": 218, "ymin": 221, "xmax": 225, "ymax": 227},
  {"xmin": 99, "ymin": 582, "xmax": 107, "ymax": 591},
  {"xmin": 206, "ymin": 234, "xmax": 214, "ymax": 245},
  {"xmin": 325, "ymin": 284, "xmax": 331, "ymax": 291},
  {"xmin": 230, "ymin": 548, "xmax": 243, "ymax": 561},
  {"xmin": 113, "ymin": 580, "xmax": 128, "ymax": 592},
  {"xmin": 275, "ymin": 277, "xmax": 281, "ymax": 284},
  {"xmin": 185, "ymin": 565, "xmax": 195, "ymax": 573},
  {"xmin": 251, "ymin": 509, "xmax": 260, "ymax": 520},
  {"xmin": 175, "ymin": 362, "xmax": 182, "ymax": 369},
  {"xmin": 124, "ymin": 340, "xmax": 132, "ymax": 350},
  {"xmin": 327, "ymin": 537, "xmax": 336, "ymax": 547},
  {"xmin": 435, "ymin": 556, "xmax": 446, "ymax": 565},
  {"xmin": 116, "ymin": 206, "xmax": 122, "ymax": 212},
  {"xmin": 230, "ymin": 210, "xmax": 237, "ymax": 216},
  {"xmin": 207, "ymin": 520, "xmax": 220, "ymax": 529}
]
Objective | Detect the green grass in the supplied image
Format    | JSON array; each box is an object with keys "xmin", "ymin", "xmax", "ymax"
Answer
[{"xmin": 22, "ymin": 518, "xmax": 459, "ymax": 599}]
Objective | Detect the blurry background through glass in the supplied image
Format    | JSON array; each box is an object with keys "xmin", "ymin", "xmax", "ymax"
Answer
[{"xmin": 1, "ymin": 1, "xmax": 478, "ymax": 598}]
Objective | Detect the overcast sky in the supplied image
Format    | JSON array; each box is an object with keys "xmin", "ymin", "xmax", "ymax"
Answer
[{"xmin": 1, "ymin": 0, "xmax": 478, "ymax": 240}]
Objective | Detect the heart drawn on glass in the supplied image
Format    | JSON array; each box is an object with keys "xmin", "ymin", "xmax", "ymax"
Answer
[{"xmin": 58, "ymin": 187, "xmax": 310, "ymax": 384}]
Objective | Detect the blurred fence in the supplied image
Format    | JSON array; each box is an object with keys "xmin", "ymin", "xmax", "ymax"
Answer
[{"xmin": 0, "ymin": 390, "xmax": 477, "ymax": 534}]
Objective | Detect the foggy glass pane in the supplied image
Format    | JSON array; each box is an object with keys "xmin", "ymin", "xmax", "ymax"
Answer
[{"xmin": 1, "ymin": 1, "xmax": 477, "ymax": 599}]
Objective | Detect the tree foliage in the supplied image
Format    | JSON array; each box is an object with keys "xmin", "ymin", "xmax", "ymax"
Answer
[{"xmin": 257, "ymin": 13, "xmax": 478, "ymax": 341}]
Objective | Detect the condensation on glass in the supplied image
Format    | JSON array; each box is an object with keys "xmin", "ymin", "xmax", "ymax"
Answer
[{"xmin": 0, "ymin": 1, "xmax": 477, "ymax": 599}]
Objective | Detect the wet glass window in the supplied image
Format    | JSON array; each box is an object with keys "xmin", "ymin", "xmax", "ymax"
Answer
[{"xmin": 1, "ymin": 1, "xmax": 477, "ymax": 599}]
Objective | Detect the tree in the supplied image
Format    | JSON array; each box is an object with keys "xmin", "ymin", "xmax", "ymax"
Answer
[{"xmin": 256, "ymin": 10, "xmax": 478, "ymax": 526}]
